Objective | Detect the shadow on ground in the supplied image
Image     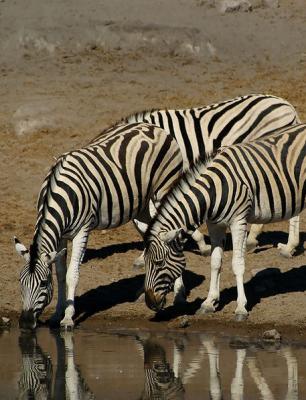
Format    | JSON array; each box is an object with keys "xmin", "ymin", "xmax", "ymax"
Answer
[
  {"xmin": 73, "ymin": 233, "xmax": 306, "ymax": 325},
  {"xmin": 73, "ymin": 270, "xmax": 204, "ymax": 326},
  {"xmin": 154, "ymin": 265, "xmax": 306, "ymax": 321},
  {"xmin": 185, "ymin": 230, "xmax": 306, "ymax": 256},
  {"xmin": 82, "ymin": 240, "xmax": 144, "ymax": 263}
]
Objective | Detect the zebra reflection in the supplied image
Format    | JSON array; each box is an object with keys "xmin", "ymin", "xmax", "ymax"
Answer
[
  {"xmin": 138, "ymin": 334, "xmax": 299, "ymax": 400},
  {"xmin": 138, "ymin": 337, "xmax": 184, "ymax": 399},
  {"xmin": 18, "ymin": 334, "xmax": 52, "ymax": 399},
  {"xmin": 18, "ymin": 331, "xmax": 94, "ymax": 399}
]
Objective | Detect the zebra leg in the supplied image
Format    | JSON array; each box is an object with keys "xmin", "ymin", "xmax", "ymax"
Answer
[
  {"xmin": 231, "ymin": 220, "xmax": 248, "ymax": 321},
  {"xmin": 191, "ymin": 228, "xmax": 211, "ymax": 256},
  {"xmin": 231, "ymin": 348, "xmax": 246, "ymax": 400},
  {"xmin": 60, "ymin": 228, "xmax": 89, "ymax": 330},
  {"xmin": 277, "ymin": 215, "xmax": 300, "ymax": 258},
  {"xmin": 246, "ymin": 224, "xmax": 263, "ymax": 252},
  {"xmin": 198, "ymin": 223, "xmax": 226, "ymax": 314},
  {"xmin": 173, "ymin": 275, "xmax": 186, "ymax": 305},
  {"xmin": 50, "ymin": 239, "xmax": 68, "ymax": 327}
]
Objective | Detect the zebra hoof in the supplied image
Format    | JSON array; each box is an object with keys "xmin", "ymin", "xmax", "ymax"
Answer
[
  {"xmin": 60, "ymin": 318, "xmax": 74, "ymax": 331},
  {"xmin": 277, "ymin": 243, "xmax": 295, "ymax": 258},
  {"xmin": 235, "ymin": 313, "xmax": 248, "ymax": 322},
  {"xmin": 196, "ymin": 304, "xmax": 215, "ymax": 315}
]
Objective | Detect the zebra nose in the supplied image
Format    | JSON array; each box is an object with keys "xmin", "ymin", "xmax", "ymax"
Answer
[
  {"xmin": 19, "ymin": 310, "xmax": 36, "ymax": 331},
  {"xmin": 145, "ymin": 289, "xmax": 165, "ymax": 311}
]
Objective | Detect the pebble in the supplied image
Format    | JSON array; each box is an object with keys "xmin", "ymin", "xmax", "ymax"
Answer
[
  {"xmin": 262, "ymin": 329, "xmax": 281, "ymax": 342},
  {"xmin": 168, "ymin": 316, "xmax": 190, "ymax": 329},
  {"xmin": 0, "ymin": 317, "xmax": 11, "ymax": 328},
  {"xmin": 219, "ymin": 0, "xmax": 252, "ymax": 13},
  {"xmin": 263, "ymin": 0, "xmax": 279, "ymax": 8}
]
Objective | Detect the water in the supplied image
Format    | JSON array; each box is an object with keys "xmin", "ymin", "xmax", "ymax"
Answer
[{"xmin": 0, "ymin": 327, "xmax": 305, "ymax": 399}]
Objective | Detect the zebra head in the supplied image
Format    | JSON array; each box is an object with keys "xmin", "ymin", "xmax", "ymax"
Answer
[
  {"xmin": 18, "ymin": 332, "xmax": 53, "ymax": 398},
  {"xmin": 14, "ymin": 237, "xmax": 66, "ymax": 330},
  {"xmin": 143, "ymin": 228, "xmax": 187, "ymax": 312}
]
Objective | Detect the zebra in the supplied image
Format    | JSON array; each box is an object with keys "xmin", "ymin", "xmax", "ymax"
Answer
[
  {"xmin": 123, "ymin": 93, "xmax": 300, "ymax": 256},
  {"xmin": 139, "ymin": 338, "xmax": 185, "ymax": 400},
  {"xmin": 14, "ymin": 122, "xmax": 184, "ymax": 330},
  {"xmin": 138, "ymin": 124, "xmax": 306, "ymax": 320},
  {"xmin": 18, "ymin": 331, "xmax": 95, "ymax": 399},
  {"xmin": 18, "ymin": 333, "xmax": 53, "ymax": 399},
  {"xmin": 14, "ymin": 94, "xmax": 299, "ymax": 330}
]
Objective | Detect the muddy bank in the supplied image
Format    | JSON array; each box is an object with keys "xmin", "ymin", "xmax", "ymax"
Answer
[{"xmin": 1, "ymin": 0, "xmax": 306, "ymax": 339}]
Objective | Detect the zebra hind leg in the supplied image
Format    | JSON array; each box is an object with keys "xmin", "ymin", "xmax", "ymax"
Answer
[
  {"xmin": 277, "ymin": 216, "xmax": 300, "ymax": 258},
  {"xmin": 246, "ymin": 224, "xmax": 263, "ymax": 252},
  {"xmin": 191, "ymin": 228, "xmax": 211, "ymax": 256}
]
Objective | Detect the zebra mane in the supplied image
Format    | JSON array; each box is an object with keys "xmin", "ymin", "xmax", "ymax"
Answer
[
  {"xmin": 118, "ymin": 109, "xmax": 159, "ymax": 124},
  {"xmin": 30, "ymin": 156, "xmax": 65, "ymax": 271},
  {"xmin": 144, "ymin": 151, "xmax": 217, "ymax": 243}
]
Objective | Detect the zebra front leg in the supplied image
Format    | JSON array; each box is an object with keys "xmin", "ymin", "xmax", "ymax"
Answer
[
  {"xmin": 61, "ymin": 228, "xmax": 89, "ymax": 330},
  {"xmin": 231, "ymin": 220, "xmax": 248, "ymax": 321},
  {"xmin": 50, "ymin": 239, "xmax": 68, "ymax": 328},
  {"xmin": 191, "ymin": 228, "xmax": 211, "ymax": 256},
  {"xmin": 246, "ymin": 224, "xmax": 263, "ymax": 252},
  {"xmin": 198, "ymin": 223, "xmax": 226, "ymax": 314},
  {"xmin": 173, "ymin": 275, "xmax": 186, "ymax": 305},
  {"xmin": 277, "ymin": 215, "xmax": 300, "ymax": 258}
]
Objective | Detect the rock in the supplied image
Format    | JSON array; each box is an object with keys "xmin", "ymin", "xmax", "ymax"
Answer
[
  {"xmin": 0, "ymin": 317, "xmax": 11, "ymax": 328},
  {"xmin": 262, "ymin": 329, "xmax": 281, "ymax": 342},
  {"xmin": 218, "ymin": 0, "xmax": 252, "ymax": 13},
  {"xmin": 168, "ymin": 316, "xmax": 190, "ymax": 329},
  {"xmin": 262, "ymin": 0, "xmax": 279, "ymax": 8}
]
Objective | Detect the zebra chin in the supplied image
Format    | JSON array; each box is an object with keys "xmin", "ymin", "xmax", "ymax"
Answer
[
  {"xmin": 145, "ymin": 289, "xmax": 166, "ymax": 312},
  {"xmin": 19, "ymin": 309, "xmax": 37, "ymax": 331}
]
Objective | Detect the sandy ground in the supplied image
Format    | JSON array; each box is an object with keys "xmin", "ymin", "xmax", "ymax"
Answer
[{"xmin": 1, "ymin": 0, "xmax": 306, "ymax": 339}]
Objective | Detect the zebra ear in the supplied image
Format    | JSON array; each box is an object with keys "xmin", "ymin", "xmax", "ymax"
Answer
[
  {"xmin": 134, "ymin": 219, "xmax": 148, "ymax": 235},
  {"xmin": 14, "ymin": 237, "xmax": 30, "ymax": 262},
  {"xmin": 41, "ymin": 248, "xmax": 67, "ymax": 266},
  {"xmin": 159, "ymin": 229, "xmax": 185, "ymax": 244},
  {"xmin": 149, "ymin": 199, "xmax": 158, "ymax": 218}
]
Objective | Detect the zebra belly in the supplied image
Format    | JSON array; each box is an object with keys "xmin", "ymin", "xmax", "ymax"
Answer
[{"xmin": 247, "ymin": 202, "xmax": 302, "ymax": 224}]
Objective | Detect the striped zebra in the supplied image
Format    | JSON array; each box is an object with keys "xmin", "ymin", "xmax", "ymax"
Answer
[
  {"xmin": 14, "ymin": 94, "xmax": 299, "ymax": 330},
  {"xmin": 139, "ymin": 338, "xmax": 185, "ymax": 400},
  {"xmin": 124, "ymin": 93, "xmax": 300, "ymax": 256},
  {"xmin": 139, "ymin": 124, "xmax": 306, "ymax": 320},
  {"xmin": 14, "ymin": 122, "xmax": 183, "ymax": 330},
  {"xmin": 18, "ymin": 333, "xmax": 53, "ymax": 399}
]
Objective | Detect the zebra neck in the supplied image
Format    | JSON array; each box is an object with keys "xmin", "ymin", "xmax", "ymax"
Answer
[
  {"xmin": 32, "ymin": 224, "xmax": 60, "ymax": 256},
  {"xmin": 153, "ymin": 178, "xmax": 211, "ymax": 234}
]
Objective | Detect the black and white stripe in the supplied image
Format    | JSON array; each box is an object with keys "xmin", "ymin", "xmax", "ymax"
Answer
[
  {"xmin": 143, "ymin": 124, "xmax": 306, "ymax": 319},
  {"xmin": 16, "ymin": 122, "xmax": 183, "ymax": 330},
  {"xmin": 122, "ymin": 93, "xmax": 299, "ymax": 168},
  {"xmin": 18, "ymin": 334, "xmax": 53, "ymax": 399}
]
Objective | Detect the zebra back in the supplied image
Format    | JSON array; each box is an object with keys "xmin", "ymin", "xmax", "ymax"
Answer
[
  {"xmin": 121, "ymin": 94, "xmax": 299, "ymax": 168},
  {"xmin": 33, "ymin": 122, "xmax": 183, "ymax": 250}
]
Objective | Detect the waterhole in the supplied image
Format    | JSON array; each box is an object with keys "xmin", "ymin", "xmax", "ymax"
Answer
[{"xmin": 0, "ymin": 327, "xmax": 305, "ymax": 399}]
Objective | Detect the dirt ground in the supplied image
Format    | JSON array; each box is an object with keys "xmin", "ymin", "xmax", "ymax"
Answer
[{"xmin": 1, "ymin": 0, "xmax": 306, "ymax": 339}]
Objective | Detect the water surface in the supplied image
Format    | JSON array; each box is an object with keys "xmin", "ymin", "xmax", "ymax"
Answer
[{"xmin": 0, "ymin": 327, "xmax": 305, "ymax": 399}]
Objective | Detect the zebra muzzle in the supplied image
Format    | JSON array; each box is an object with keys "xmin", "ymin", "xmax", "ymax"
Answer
[
  {"xmin": 145, "ymin": 289, "xmax": 165, "ymax": 312},
  {"xmin": 19, "ymin": 309, "xmax": 37, "ymax": 331}
]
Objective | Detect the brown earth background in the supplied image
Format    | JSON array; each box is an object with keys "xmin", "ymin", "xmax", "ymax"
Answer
[{"xmin": 1, "ymin": 0, "xmax": 306, "ymax": 338}]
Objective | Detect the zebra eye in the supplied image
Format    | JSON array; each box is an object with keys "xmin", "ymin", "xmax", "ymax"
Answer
[
  {"xmin": 154, "ymin": 259, "xmax": 164, "ymax": 268},
  {"xmin": 40, "ymin": 280, "xmax": 48, "ymax": 288}
]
